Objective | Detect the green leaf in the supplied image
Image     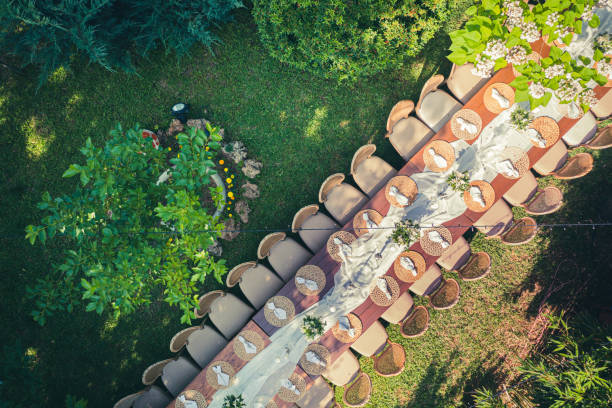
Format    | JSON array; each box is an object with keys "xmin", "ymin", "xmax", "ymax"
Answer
[
  {"xmin": 25, "ymin": 225, "xmax": 38, "ymax": 245},
  {"xmin": 494, "ymin": 58, "xmax": 508, "ymax": 71},
  {"xmin": 514, "ymin": 88, "xmax": 529, "ymax": 103},
  {"xmin": 80, "ymin": 172, "xmax": 90, "ymax": 186},
  {"xmin": 589, "ymin": 14, "xmax": 600, "ymax": 29},
  {"xmin": 510, "ymin": 75, "xmax": 529, "ymax": 91},
  {"xmin": 594, "ymin": 48, "xmax": 604, "ymax": 62},
  {"xmin": 574, "ymin": 19, "xmax": 583, "ymax": 35},
  {"xmin": 447, "ymin": 50, "xmax": 468, "ymax": 65},
  {"xmin": 465, "ymin": 5, "xmax": 477, "ymax": 15},
  {"xmin": 63, "ymin": 164, "xmax": 81, "ymax": 178},
  {"xmin": 594, "ymin": 73, "xmax": 609, "ymax": 86}
]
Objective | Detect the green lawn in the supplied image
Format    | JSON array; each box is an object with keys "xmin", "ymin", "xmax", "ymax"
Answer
[{"xmin": 2, "ymin": 3, "xmax": 612, "ymax": 407}]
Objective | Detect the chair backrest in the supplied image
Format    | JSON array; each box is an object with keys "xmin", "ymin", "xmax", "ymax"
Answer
[
  {"xmin": 292, "ymin": 204, "xmax": 320, "ymax": 232},
  {"xmin": 416, "ymin": 74, "xmax": 445, "ymax": 114},
  {"xmin": 113, "ymin": 391, "xmax": 144, "ymax": 408},
  {"xmin": 186, "ymin": 325, "xmax": 228, "ymax": 368},
  {"xmin": 586, "ymin": 124, "xmax": 612, "ymax": 149},
  {"xmin": 169, "ymin": 326, "xmax": 200, "ymax": 353},
  {"xmin": 501, "ymin": 217, "xmax": 538, "ymax": 245},
  {"xmin": 318, "ymin": 173, "xmax": 345, "ymax": 203},
  {"xmin": 257, "ymin": 232, "xmax": 286, "ymax": 259},
  {"xmin": 554, "ymin": 153, "xmax": 593, "ymax": 180},
  {"xmin": 226, "ymin": 261, "xmax": 257, "ymax": 287},
  {"xmin": 386, "ymin": 100, "xmax": 415, "ymax": 135},
  {"xmin": 350, "ymin": 144, "xmax": 377, "ymax": 175},
  {"xmin": 194, "ymin": 290, "xmax": 225, "ymax": 319},
  {"xmin": 133, "ymin": 385, "xmax": 171, "ymax": 408},
  {"xmin": 142, "ymin": 358, "xmax": 173, "ymax": 385},
  {"xmin": 161, "ymin": 356, "xmax": 200, "ymax": 397}
]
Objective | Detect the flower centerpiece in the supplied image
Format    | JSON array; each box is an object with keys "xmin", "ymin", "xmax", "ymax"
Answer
[
  {"xmin": 510, "ymin": 106, "xmax": 533, "ymax": 130},
  {"xmin": 391, "ymin": 220, "xmax": 420, "ymax": 250},
  {"xmin": 223, "ymin": 394, "xmax": 246, "ymax": 408},
  {"xmin": 302, "ymin": 316, "xmax": 325, "ymax": 340},
  {"xmin": 446, "ymin": 171, "xmax": 471, "ymax": 192}
]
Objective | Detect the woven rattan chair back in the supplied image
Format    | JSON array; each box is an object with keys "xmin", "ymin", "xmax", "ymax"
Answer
[
  {"xmin": 169, "ymin": 326, "xmax": 200, "ymax": 353},
  {"xmin": 113, "ymin": 391, "xmax": 144, "ymax": 408},
  {"xmin": 226, "ymin": 261, "xmax": 257, "ymax": 287},
  {"xmin": 350, "ymin": 145, "xmax": 377, "ymax": 175},
  {"xmin": 141, "ymin": 358, "xmax": 173, "ymax": 385},
  {"xmin": 386, "ymin": 100, "xmax": 415, "ymax": 136},
  {"xmin": 554, "ymin": 153, "xmax": 594, "ymax": 179},
  {"xmin": 257, "ymin": 232, "xmax": 286, "ymax": 259},
  {"xmin": 318, "ymin": 173, "xmax": 345, "ymax": 203},
  {"xmin": 193, "ymin": 290, "xmax": 224, "ymax": 319},
  {"xmin": 291, "ymin": 204, "xmax": 320, "ymax": 232},
  {"xmin": 586, "ymin": 125, "xmax": 612, "ymax": 149}
]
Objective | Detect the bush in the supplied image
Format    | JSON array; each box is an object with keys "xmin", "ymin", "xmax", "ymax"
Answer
[
  {"xmin": 0, "ymin": 0, "xmax": 242, "ymax": 85},
  {"xmin": 252, "ymin": 0, "xmax": 451, "ymax": 81}
]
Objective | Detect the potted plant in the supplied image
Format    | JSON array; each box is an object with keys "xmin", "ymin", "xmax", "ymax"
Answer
[
  {"xmin": 510, "ymin": 106, "xmax": 533, "ymax": 131},
  {"xmin": 446, "ymin": 171, "xmax": 470, "ymax": 192},
  {"xmin": 391, "ymin": 220, "xmax": 420, "ymax": 251},
  {"xmin": 302, "ymin": 316, "xmax": 325, "ymax": 340},
  {"xmin": 223, "ymin": 394, "xmax": 246, "ymax": 408}
]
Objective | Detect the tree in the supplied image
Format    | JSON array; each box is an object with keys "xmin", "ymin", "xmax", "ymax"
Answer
[
  {"xmin": 252, "ymin": 0, "xmax": 451, "ymax": 81},
  {"xmin": 25, "ymin": 123, "xmax": 227, "ymax": 324},
  {"xmin": 0, "ymin": 0, "xmax": 243, "ymax": 85}
]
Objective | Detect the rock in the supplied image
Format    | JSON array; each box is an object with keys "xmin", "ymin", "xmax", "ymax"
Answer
[
  {"xmin": 222, "ymin": 141, "xmax": 248, "ymax": 164},
  {"xmin": 235, "ymin": 200, "xmax": 251, "ymax": 223},
  {"xmin": 242, "ymin": 159, "xmax": 263, "ymax": 178},
  {"xmin": 221, "ymin": 218, "xmax": 240, "ymax": 241},
  {"xmin": 168, "ymin": 119, "xmax": 184, "ymax": 136},
  {"xmin": 186, "ymin": 118, "xmax": 209, "ymax": 131},
  {"xmin": 241, "ymin": 182, "xmax": 260, "ymax": 199},
  {"xmin": 207, "ymin": 241, "xmax": 223, "ymax": 257}
]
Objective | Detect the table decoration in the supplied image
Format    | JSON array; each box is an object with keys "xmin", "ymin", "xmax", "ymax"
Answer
[
  {"xmin": 384, "ymin": 176, "xmax": 418, "ymax": 207},
  {"xmin": 352, "ymin": 209, "xmax": 383, "ymax": 237},
  {"xmin": 264, "ymin": 296, "xmax": 295, "ymax": 327},
  {"xmin": 294, "ymin": 265, "xmax": 326, "ymax": 296},
  {"xmin": 463, "ymin": 180, "xmax": 495, "ymax": 212},
  {"xmin": 393, "ymin": 250, "xmax": 426, "ymax": 283},
  {"xmin": 451, "ymin": 109, "xmax": 482, "ymax": 140},
  {"xmin": 420, "ymin": 227, "xmax": 453, "ymax": 256},
  {"xmin": 233, "ymin": 330, "xmax": 264, "ymax": 361},
  {"xmin": 326, "ymin": 231, "xmax": 356, "ymax": 263},
  {"xmin": 423, "ymin": 140, "xmax": 455, "ymax": 172}
]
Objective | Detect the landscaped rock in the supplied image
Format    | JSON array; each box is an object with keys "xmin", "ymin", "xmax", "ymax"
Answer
[
  {"xmin": 241, "ymin": 182, "xmax": 260, "ymax": 199},
  {"xmin": 207, "ymin": 241, "xmax": 223, "ymax": 257},
  {"xmin": 235, "ymin": 200, "xmax": 250, "ymax": 223},
  {"xmin": 168, "ymin": 119, "xmax": 184, "ymax": 135},
  {"xmin": 186, "ymin": 118, "xmax": 208, "ymax": 131},
  {"xmin": 242, "ymin": 159, "xmax": 263, "ymax": 178},
  {"xmin": 221, "ymin": 218, "xmax": 240, "ymax": 241},
  {"xmin": 222, "ymin": 141, "xmax": 248, "ymax": 164}
]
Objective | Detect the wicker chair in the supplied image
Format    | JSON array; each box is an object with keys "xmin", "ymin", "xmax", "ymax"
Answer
[
  {"xmin": 532, "ymin": 140, "xmax": 568, "ymax": 176},
  {"xmin": 500, "ymin": 217, "xmax": 538, "ymax": 246},
  {"xmin": 350, "ymin": 320, "xmax": 388, "ymax": 357},
  {"xmin": 380, "ymin": 291, "xmax": 414, "ymax": 324},
  {"xmin": 457, "ymin": 252, "xmax": 491, "ymax": 281},
  {"xmin": 400, "ymin": 305, "xmax": 430, "ymax": 338},
  {"xmin": 350, "ymin": 144, "xmax": 397, "ymax": 197},
  {"xmin": 428, "ymin": 278, "xmax": 461, "ymax": 310},
  {"xmin": 553, "ymin": 153, "xmax": 594, "ymax": 180},
  {"xmin": 160, "ymin": 356, "xmax": 200, "ymax": 397},
  {"xmin": 292, "ymin": 204, "xmax": 339, "ymax": 253},
  {"xmin": 113, "ymin": 391, "xmax": 144, "ymax": 408},
  {"xmin": 386, "ymin": 115, "xmax": 435, "ymax": 161},
  {"xmin": 133, "ymin": 385, "xmax": 172, "ymax": 408},
  {"xmin": 591, "ymin": 89, "xmax": 612, "ymax": 120},
  {"xmin": 503, "ymin": 172, "xmax": 538, "ymax": 206},
  {"xmin": 409, "ymin": 264, "xmax": 443, "ymax": 296},
  {"xmin": 416, "ymin": 74, "xmax": 463, "ymax": 132},
  {"xmin": 436, "ymin": 236, "xmax": 471, "ymax": 271},
  {"xmin": 169, "ymin": 326, "xmax": 200, "ymax": 353},
  {"xmin": 142, "ymin": 359, "xmax": 173, "ymax": 385},
  {"xmin": 373, "ymin": 342, "xmax": 406, "ymax": 377},
  {"xmin": 296, "ymin": 376, "xmax": 334, "ymax": 408},
  {"xmin": 226, "ymin": 261, "xmax": 284, "ymax": 309},
  {"xmin": 386, "ymin": 100, "xmax": 415, "ymax": 136},
  {"xmin": 318, "ymin": 173, "xmax": 368, "ymax": 225},
  {"xmin": 562, "ymin": 112, "xmax": 598, "ymax": 147},
  {"xmin": 474, "ymin": 199, "xmax": 514, "ymax": 237},
  {"xmin": 522, "ymin": 186, "xmax": 564, "ymax": 215},
  {"xmin": 185, "ymin": 325, "xmax": 227, "ymax": 368},
  {"xmin": 322, "ymin": 350, "xmax": 360, "ymax": 386},
  {"xmin": 257, "ymin": 232, "xmax": 312, "ymax": 282},
  {"xmin": 342, "ymin": 372, "xmax": 372, "ymax": 408},
  {"xmin": 584, "ymin": 124, "xmax": 612, "ymax": 149},
  {"xmin": 193, "ymin": 290, "xmax": 254, "ymax": 339},
  {"xmin": 446, "ymin": 63, "xmax": 489, "ymax": 103}
]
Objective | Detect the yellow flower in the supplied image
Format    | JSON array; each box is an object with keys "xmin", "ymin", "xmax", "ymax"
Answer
[
  {"xmin": 229, "ymin": 214, "xmax": 233, "ymax": 218},
  {"xmin": 226, "ymin": 178, "xmax": 232, "ymax": 184},
  {"xmin": 228, "ymin": 192, "xmax": 234, "ymax": 199},
  {"xmin": 168, "ymin": 147, "xmax": 171, "ymax": 151},
  {"xmin": 205, "ymin": 146, "xmax": 209, "ymax": 151},
  {"xmin": 231, "ymin": 175, "xmax": 235, "ymax": 179},
  {"xmin": 178, "ymin": 153, "xmax": 180, "ymax": 158},
  {"xmin": 219, "ymin": 159, "xmax": 224, "ymax": 165}
]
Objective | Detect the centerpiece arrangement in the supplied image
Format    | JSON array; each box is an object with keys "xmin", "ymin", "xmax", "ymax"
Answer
[
  {"xmin": 391, "ymin": 220, "xmax": 420, "ymax": 251},
  {"xmin": 302, "ymin": 316, "xmax": 326, "ymax": 340}
]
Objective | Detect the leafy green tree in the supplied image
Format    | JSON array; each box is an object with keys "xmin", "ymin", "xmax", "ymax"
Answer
[
  {"xmin": 25, "ymin": 124, "xmax": 227, "ymax": 325},
  {"xmin": 0, "ymin": 0, "xmax": 242, "ymax": 85},
  {"xmin": 252, "ymin": 0, "xmax": 450, "ymax": 81}
]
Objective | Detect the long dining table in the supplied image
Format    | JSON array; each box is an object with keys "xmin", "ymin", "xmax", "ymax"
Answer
[{"xmin": 167, "ymin": 38, "xmax": 610, "ymax": 408}]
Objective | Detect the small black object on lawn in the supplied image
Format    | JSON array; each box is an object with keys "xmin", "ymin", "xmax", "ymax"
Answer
[{"xmin": 171, "ymin": 102, "xmax": 189, "ymax": 123}]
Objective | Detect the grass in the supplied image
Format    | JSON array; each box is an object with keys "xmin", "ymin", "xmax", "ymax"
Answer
[{"xmin": 1, "ymin": 2, "xmax": 611, "ymax": 407}]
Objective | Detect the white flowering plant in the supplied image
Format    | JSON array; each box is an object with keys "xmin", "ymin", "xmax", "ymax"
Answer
[{"xmin": 534, "ymin": 0, "xmax": 601, "ymax": 46}]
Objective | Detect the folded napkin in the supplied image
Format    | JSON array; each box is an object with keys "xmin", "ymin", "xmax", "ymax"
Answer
[
  {"xmin": 428, "ymin": 230, "xmax": 450, "ymax": 248},
  {"xmin": 527, "ymin": 128, "xmax": 546, "ymax": 148},
  {"xmin": 338, "ymin": 316, "xmax": 356, "ymax": 337},
  {"xmin": 333, "ymin": 237, "xmax": 352, "ymax": 256},
  {"xmin": 362, "ymin": 211, "xmax": 378, "ymax": 231},
  {"xmin": 389, "ymin": 185, "xmax": 410, "ymax": 206},
  {"xmin": 267, "ymin": 302, "xmax": 287, "ymax": 320},
  {"xmin": 178, "ymin": 395, "xmax": 198, "ymax": 408},
  {"xmin": 491, "ymin": 88, "xmax": 510, "ymax": 108},
  {"xmin": 212, "ymin": 365, "xmax": 230, "ymax": 387},
  {"xmin": 296, "ymin": 276, "xmax": 319, "ymax": 291},
  {"xmin": 400, "ymin": 256, "xmax": 418, "ymax": 277},
  {"xmin": 469, "ymin": 185, "xmax": 486, "ymax": 208},
  {"xmin": 376, "ymin": 278, "xmax": 392, "ymax": 300},
  {"xmin": 305, "ymin": 351, "xmax": 326, "ymax": 367},
  {"xmin": 428, "ymin": 148, "xmax": 448, "ymax": 169},
  {"xmin": 282, "ymin": 379, "xmax": 301, "ymax": 395},
  {"xmin": 238, "ymin": 335, "xmax": 257, "ymax": 354},
  {"xmin": 456, "ymin": 116, "xmax": 478, "ymax": 134},
  {"xmin": 496, "ymin": 159, "xmax": 519, "ymax": 178}
]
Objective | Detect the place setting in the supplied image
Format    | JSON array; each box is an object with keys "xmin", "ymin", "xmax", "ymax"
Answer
[
  {"xmin": 527, "ymin": 116, "xmax": 560, "ymax": 149},
  {"xmin": 451, "ymin": 108, "xmax": 483, "ymax": 140},
  {"xmin": 175, "ymin": 390, "xmax": 208, "ymax": 408},
  {"xmin": 419, "ymin": 226, "xmax": 453, "ymax": 256},
  {"xmin": 326, "ymin": 231, "xmax": 356, "ymax": 263},
  {"xmin": 384, "ymin": 175, "xmax": 418, "ymax": 207},
  {"xmin": 294, "ymin": 265, "xmax": 326, "ymax": 296},
  {"xmin": 463, "ymin": 180, "xmax": 495, "ymax": 212},
  {"xmin": 496, "ymin": 146, "xmax": 530, "ymax": 179},
  {"xmin": 233, "ymin": 330, "xmax": 265, "ymax": 361},
  {"xmin": 352, "ymin": 209, "xmax": 383, "ymax": 237},
  {"xmin": 483, "ymin": 83, "xmax": 515, "ymax": 114},
  {"xmin": 277, "ymin": 373, "xmax": 306, "ymax": 403},
  {"xmin": 298, "ymin": 343, "xmax": 331, "ymax": 376},
  {"xmin": 331, "ymin": 313, "xmax": 363, "ymax": 343},
  {"xmin": 369, "ymin": 275, "xmax": 400, "ymax": 307},
  {"xmin": 423, "ymin": 140, "xmax": 455, "ymax": 173},
  {"xmin": 264, "ymin": 296, "xmax": 295, "ymax": 327},
  {"xmin": 206, "ymin": 361, "xmax": 235, "ymax": 390},
  {"xmin": 393, "ymin": 250, "xmax": 426, "ymax": 283}
]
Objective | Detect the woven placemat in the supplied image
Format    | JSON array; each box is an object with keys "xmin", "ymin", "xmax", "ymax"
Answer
[
  {"xmin": 299, "ymin": 343, "xmax": 331, "ymax": 376},
  {"xmin": 369, "ymin": 275, "xmax": 400, "ymax": 307},
  {"xmin": 450, "ymin": 109, "xmax": 483, "ymax": 140},
  {"xmin": 499, "ymin": 146, "xmax": 530, "ymax": 179},
  {"xmin": 278, "ymin": 373, "xmax": 306, "ymax": 403},
  {"xmin": 295, "ymin": 265, "xmax": 326, "ymax": 296},
  {"xmin": 264, "ymin": 296, "xmax": 295, "ymax": 327},
  {"xmin": 326, "ymin": 231, "xmax": 356, "ymax": 263},
  {"xmin": 384, "ymin": 176, "xmax": 418, "ymax": 208},
  {"xmin": 393, "ymin": 250, "xmax": 426, "ymax": 283},
  {"xmin": 423, "ymin": 140, "xmax": 455, "ymax": 173},
  {"xmin": 205, "ymin": 361, "xmax": 235, "ymax": 390},
  {"xmin": 529, "ymin": 116, "xmax": 560, "ymax": 148},
  {"xmin": 331, "ymin": 313, "xmax": 363, "ymax": 343},
  {"xmin": 420, "ymin": 227, "xmax": 453, "ymax": 256},
  {"xmin": 233, "ymin": 329, "xmax": 264, "ymax": 361},
  {"xmin": 266, "ymin": 402, "xmax": 278, "ymax": 408},
  {"xmin": 353, "ymin": 209, "xmax": 383, "ymax": 237},
  {"xmin": 463, "ymin": 180, "xmax": 495, "ymax": 213},
  {"xmin": 483, "ymin": 83, "xmax": 515, "ymax": 114},
  {"xmin": 175, "ymin": 390, "xmax": 207, "ymax": 408}
]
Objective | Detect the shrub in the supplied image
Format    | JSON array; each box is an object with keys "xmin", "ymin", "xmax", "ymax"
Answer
[
  {"xmin": 0, "ymin": 0, "xmax": 243, "ymax": 85},
  {"xmin": 252, "ymin": 0, "xmax": 451, "ymax": 81}
]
